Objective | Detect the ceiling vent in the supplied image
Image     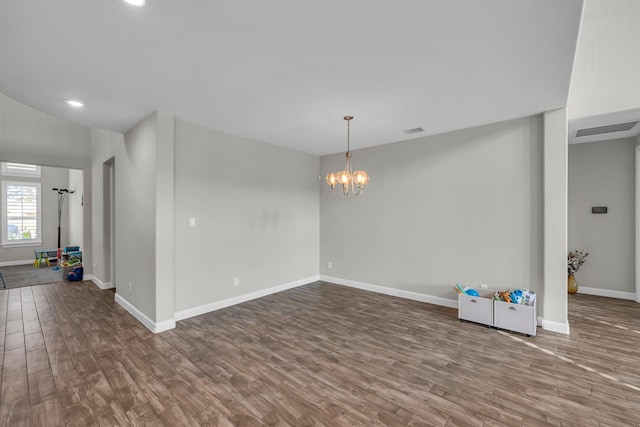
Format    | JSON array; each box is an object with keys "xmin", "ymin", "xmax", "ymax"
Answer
[
  {"xmin": 575, "ymin": 121, "xmax": 638, "ymax": 137},
  {"xmin": 403, "ymin": 127, "xmax": 424, "ymax": 135}
]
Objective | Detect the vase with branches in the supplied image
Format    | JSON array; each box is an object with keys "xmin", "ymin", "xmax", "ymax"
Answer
[{"xmin": 567, "ymin": 250, "xmax": 588, "ymax": 294}]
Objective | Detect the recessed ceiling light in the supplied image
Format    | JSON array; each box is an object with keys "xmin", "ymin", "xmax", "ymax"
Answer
[
  {"xmin": 124, "ymin": 0, "xmax": 145, "ymax": 6},
  {"xmin": 65, "ymin": 99, "xmax": 84, "ymax": 108}
]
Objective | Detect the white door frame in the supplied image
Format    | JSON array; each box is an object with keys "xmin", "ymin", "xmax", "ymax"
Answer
[{"xmin": 635, "ymin": 145, "xmax": 640, "ymax": 302}]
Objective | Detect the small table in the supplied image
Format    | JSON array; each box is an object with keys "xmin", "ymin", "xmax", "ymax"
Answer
[{"xmin": 34, "ymin": 249, "xmax": 57, "ymax": 268}]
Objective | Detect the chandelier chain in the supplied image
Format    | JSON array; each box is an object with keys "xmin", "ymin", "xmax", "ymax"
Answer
[{"xmin": 347, "ymin": 117, "xmax": 350, "ymax": 153}]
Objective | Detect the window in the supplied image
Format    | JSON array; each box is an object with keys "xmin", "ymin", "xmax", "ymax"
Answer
[
  {"xmin": 1, "ymin": 162, "xmax": 41, "ymax": 178},
  {"xmin": 2, "ymin": 181, "xmax": 42, "ymax": 246}
]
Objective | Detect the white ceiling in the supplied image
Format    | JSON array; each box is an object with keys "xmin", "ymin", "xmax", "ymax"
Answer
[
  {"xmin": 566, "ymin": 0, "xmax": 640, "ymax": 146},
  {"xmin": 0, "ymin": 0, "xmax": 583, "ymax": 156}
]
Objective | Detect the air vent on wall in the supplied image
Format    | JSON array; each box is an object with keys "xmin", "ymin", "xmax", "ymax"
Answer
[
  {"xmin": 403, "ymin": 127, "xmax": 424, "ymax": 135},
  {"xmin": 575, "ymin": 121, "xmax": 638, "ymax": 137}
]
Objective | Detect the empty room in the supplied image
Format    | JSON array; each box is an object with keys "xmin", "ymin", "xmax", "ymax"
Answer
[{"xmin": 1, "ymin": 0, "xmax": 640, "ymax": 425}]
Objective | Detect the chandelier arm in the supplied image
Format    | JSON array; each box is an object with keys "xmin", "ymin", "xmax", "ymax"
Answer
[{"xmin": 351, "ymin": 179, "xmax": 361, "ymax": 196}]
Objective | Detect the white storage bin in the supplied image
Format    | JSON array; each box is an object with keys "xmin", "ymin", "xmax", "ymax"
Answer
[
  {"xmin": 493, "ymin": 299, "xmax": 537, "ymax": 336},
  {"xmin": 458, "ymin": 289, "xmax": 494, "ymax": 326},
  {"xmin": 458, "ymin": 288, "xmax": 537, "ymax": 336}
]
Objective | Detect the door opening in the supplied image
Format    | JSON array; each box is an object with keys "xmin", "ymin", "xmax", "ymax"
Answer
[{"xmin": 103, "ymin": 158, "xmax": 115, "ymax": 287}]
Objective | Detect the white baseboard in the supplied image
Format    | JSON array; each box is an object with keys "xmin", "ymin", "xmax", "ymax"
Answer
[
  {"xmin": 0, "ymin": 259, "xmax": 36, "ymax": 267},
  {"xmin": 319, "ymin": 275, "xmax": 458, "ymax": 309},
  {"xmin": 578, "ymin": 286, "xmax": 636, "ymax": 301},
  {"xmin": 114, "ymin": 293, "xmax": 176, "ymax": 333},
  {"xmin": 88, "ymin": 274, "xmax": 114, "ymax": 290},
  {"xmin": 174, "ymin": 275, "xmax": 320, "ymax": 321},
  {"xmin": 155, "ymin": 318, "xmax": 178, "ymax": 333},
  {"xmin": 538, "ymin": 317, "xmax": 570, "ymax": 334}
]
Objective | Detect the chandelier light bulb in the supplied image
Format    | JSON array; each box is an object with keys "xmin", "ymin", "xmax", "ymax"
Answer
[
  {"xmin": 337, "ymin": 170, "xmax": 351, "ymax": 185},
  {"xmin": 353, "ymin": 171, "xmax": 369, "ymax": 186},
  {"xmin": 326, "ymin": 172, "xmax": 338, "ymax": 188}
]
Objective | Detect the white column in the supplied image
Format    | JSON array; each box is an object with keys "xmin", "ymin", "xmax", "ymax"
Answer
[
  {"xmin": 543, "ymin": 108, "xmax": 569, "ymax": 334},
  {"xmin": 155, "ymin": 112, "xmax": 176, "ymax": 330}
]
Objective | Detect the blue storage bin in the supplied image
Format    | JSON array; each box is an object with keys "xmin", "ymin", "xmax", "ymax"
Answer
[{"xmin": 68, "ymin": 266, "xmax": 83, "ymax": 281}]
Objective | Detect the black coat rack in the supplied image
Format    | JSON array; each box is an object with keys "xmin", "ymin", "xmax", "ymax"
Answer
[{"xmin": 52, "ymin": 188, "xmax": 74, "ymax": 263}]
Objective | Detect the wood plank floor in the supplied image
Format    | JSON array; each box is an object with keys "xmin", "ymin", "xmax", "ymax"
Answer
[{"xmin": 1, "ymin": 281, "xmax": 640, "ymax": 426}]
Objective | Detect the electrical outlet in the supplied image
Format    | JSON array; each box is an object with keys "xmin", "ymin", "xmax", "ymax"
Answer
[
  {"xmin": 480, "ymin": 283, "xmax": 488, "ymax": 289},
  {"xmin": 233, "ymin": 277, "xmax": 240, "ymax": 286},
  {"xmin": 189, "ymin": 217, "xmax": 196, "ymax": 227},
  {"xmin": 328, "ymin": 262, "xmax": 332, "ymax": 269},
  {"xmin": 128, "ymin": 282, "xmax": 132, "ymax": 291}
]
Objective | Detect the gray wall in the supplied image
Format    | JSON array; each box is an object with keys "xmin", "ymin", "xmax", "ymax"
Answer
[
  {"xmin": 568, "ymin": 138, "xmax": 636, "ymax": 292},
  {"xmin": 0, "ymin": 165, "xmax": 70, "ymax": 264},
  {"xmin": 173, "ymin": 119, "xmax": 320, "ymax": 312},
  {"xmin": 320, "ymin": 116, "xmax": 544, "ymax": 302},
  {"xmin": 118, "ymin": 113, "xmax": 158, "ymax": 319}
]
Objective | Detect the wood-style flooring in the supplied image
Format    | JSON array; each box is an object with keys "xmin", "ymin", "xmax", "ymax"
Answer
[{"xmin": 1, "ymin": 281, "xmax": 640, "ymax": 426}]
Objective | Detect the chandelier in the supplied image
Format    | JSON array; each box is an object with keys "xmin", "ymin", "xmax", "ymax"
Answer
[{"xmin": 325, "ymin": 116, "xmax": 369, "ymax": 195}]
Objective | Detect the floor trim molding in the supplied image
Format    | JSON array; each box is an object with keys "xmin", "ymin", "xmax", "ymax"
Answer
[
  {"xmin": 174, "ymin": 275, "xmax": 320, "ymax": 321},
  {"xmin": 88, "ymin": 275, "xmax": 114, "ymax": 290},
  {"xmin": 538, "ymin": 317, "xmax": 570, "ymax": 334},
  {"xmin": 578, "ymin": 286, "xmax": 636, "ymax": 301},
  {"xmin": 114, "ymin": 293, "xmax": 176, "ymax": 333},
  {"xmin": 320, "ymin": 275, "xmax": 458, "ymax": 309},
  {"xmin": 0, "ymin": 259, "xmax": 36, "ymax": 267}
]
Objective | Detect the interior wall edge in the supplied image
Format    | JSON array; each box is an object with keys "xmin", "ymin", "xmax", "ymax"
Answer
[
  {"xmin": 114, "ymin": 292, "xmax": 176, "ymax": 333},
  {"xmin": 88, "ymin": 275, "xmax": 114, "ymax": 290}
]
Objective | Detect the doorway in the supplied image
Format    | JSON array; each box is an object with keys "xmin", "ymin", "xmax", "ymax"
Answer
[
  {"xmin": 0, "ymin": 161, "xmax": 84, "ymax": 288},
  {"xmin": 103, "ymin": 158, "xmax": 116, "ymax": 287}
]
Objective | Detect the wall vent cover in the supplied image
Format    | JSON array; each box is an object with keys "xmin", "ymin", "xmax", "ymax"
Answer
[
  {"xmin": 575, "ymin": 121, "xmax": 638, "ymax": 137},
  {"xmin": 403, "ymin": 127, "xmax": 424, "ymax": 135}
]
